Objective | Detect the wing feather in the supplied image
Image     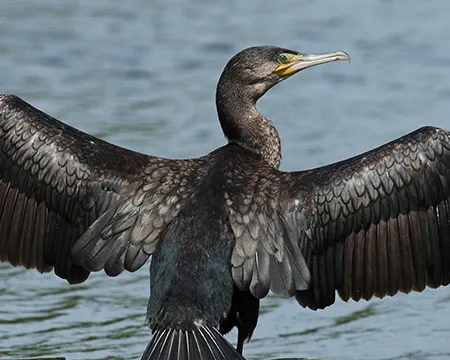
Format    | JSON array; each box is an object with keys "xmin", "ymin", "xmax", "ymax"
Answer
[
  {"xmin": 0, "ymin": 94, "xmax": 205, "ymax": 283},
  {"xmin": 280, "ymin": 126, "xmax": 450, "ymax": 309}
]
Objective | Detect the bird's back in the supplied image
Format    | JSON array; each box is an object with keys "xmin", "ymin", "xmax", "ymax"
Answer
[
  {"xmin": 147, "ymin": 185, "xmax": 235, "ymax": 330},
  {"xmin": 146, "ymin": 143, "xmax": 268, "ymax": 328},
  {"xmin": 142, "ymin": 145, "xmax": 258, "ymax": 359}
]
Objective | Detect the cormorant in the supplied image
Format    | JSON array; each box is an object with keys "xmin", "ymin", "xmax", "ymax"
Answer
[{"xmin": 2, "ymin": 46, "xmax": 450, "ymax": 360}]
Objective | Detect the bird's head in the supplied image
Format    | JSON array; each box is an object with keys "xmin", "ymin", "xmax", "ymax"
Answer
[{"xmin": 218, "ymin": 46, "xmax": 350, "ymax": 101}]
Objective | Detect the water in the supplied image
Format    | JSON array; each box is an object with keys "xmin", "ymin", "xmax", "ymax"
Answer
[{"xmin": 1, "ymin": 1, "xmax": 450, "ymax": 359}]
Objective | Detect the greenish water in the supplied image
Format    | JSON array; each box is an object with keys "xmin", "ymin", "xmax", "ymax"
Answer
[{"xmin": 1, "ymin": 1, "xmax": 450, "ymax": 359}]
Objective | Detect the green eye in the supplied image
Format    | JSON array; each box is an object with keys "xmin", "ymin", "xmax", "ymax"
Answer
[{"xmin": 278, "ymin": 54, "xmax": 289, "ymax": 64}]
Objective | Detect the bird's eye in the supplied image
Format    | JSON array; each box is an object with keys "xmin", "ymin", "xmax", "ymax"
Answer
[{"xmin": 278, "ymin": 54, "xmax": 289, "ymax": 64}]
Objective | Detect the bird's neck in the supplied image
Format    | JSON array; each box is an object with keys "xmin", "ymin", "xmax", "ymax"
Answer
[{"xmin": 216, "ymin": 85, "xmax": 281, "ymax": 169}]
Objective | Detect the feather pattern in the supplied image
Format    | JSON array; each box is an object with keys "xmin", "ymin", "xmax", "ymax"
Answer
[
  {"xmin": 141, "ymin": 326, "xmax": 244, "ymax": 360},
  {"xmin": 4, "ymin": 44, "xmax": 450, "ymax": 359},
  {"xmin": 0, "ymin": 94, "xmax": 206, "ymax": 283},
  {"xmin": 278, "ymin": 127, "xmax": 450, "ymax": 309}
]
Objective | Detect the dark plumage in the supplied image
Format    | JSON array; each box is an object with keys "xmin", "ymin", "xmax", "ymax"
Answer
[{"xmin": 2, "ymin": 45, "xmax": 450, "ymax": 359}]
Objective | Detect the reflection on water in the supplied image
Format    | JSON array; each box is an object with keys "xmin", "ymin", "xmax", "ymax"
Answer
[{"xmin": 1, "ymin": 1, "xmax": 450, "ymax": 359}]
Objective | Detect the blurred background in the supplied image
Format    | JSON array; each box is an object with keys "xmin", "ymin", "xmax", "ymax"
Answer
[{"xmin": 1, "ymin": 1, "xmax": 450, "ymax": 359}]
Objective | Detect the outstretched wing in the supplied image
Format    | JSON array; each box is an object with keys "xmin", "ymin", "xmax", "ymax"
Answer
[
  {"xmin": 279, "ymin": 126, "xmax": 450, "ymax": 309},
  {"xmin": 0, "ymin": 94, "xmax": 204, "ymax": 284}
]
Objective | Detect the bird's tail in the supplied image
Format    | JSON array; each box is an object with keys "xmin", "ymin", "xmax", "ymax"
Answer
[{"xmin": 141, "ymin": 325, "xmax": 244, "ymax": 360}]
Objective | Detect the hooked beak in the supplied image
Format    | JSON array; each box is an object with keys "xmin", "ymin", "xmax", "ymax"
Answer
[{"xmin": 275, "ymin": 51, "xmax": 350, "ymax": 77}]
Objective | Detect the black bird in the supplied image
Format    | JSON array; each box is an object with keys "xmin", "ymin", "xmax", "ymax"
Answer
[{"xmin": 2, "ymin": 46, "xmax": 450, "ymax": 360}]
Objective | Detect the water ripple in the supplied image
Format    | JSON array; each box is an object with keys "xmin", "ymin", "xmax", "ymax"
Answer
[{"xmin": 2, "ymin": 1, "xmax": 450, "ymax": 359}]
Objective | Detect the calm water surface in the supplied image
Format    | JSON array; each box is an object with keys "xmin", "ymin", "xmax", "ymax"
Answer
[{"xmin": 1, "ymin": 1, "xmax": 450, "ymax": 359}]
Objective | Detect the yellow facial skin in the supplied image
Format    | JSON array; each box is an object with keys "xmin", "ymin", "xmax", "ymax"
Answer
[
  {"xmin": 274, "ymin": 53, "xmax": 303, "ymax": 77},
  {"xmin": 274, "ymin": 50, "xmax": 350, "ymax": 78}
]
